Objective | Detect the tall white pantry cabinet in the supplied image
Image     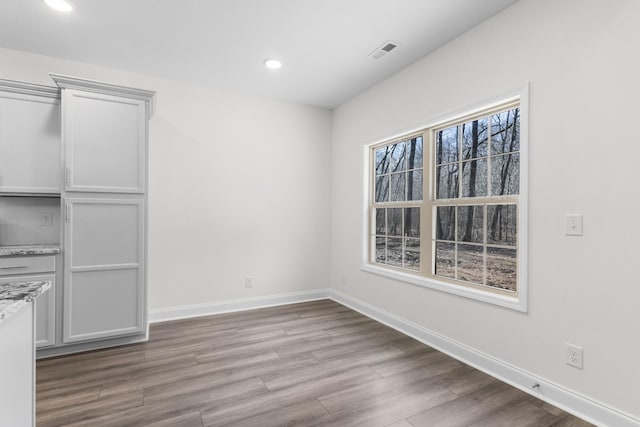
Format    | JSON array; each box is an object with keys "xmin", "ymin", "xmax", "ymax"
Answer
[
  {"xmin": 51, "ymin": 75, "xmax": 154, "ymax": 349},
  {"xmin": 0, "ymin": 74, "xmax": 154, "ymax": 355}
]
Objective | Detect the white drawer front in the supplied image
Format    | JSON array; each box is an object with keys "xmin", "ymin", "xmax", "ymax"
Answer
[{"xmin": 0, "ymin": 256, "xmax": 56, "ymax": 276}]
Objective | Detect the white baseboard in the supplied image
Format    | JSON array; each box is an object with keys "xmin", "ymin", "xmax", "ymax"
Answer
[
  {"xmin": 329, "ymin": 289, "xmax": 640, "ymax": 427},
  {"xmin": 149, "ymin": 289, "xmax": 330, "ymax": 323}
]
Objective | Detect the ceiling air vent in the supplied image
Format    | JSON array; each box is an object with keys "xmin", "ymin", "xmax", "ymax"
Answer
[{"xmin": 369, "ymin": 41, "xmax": 398, "ymax": 59}]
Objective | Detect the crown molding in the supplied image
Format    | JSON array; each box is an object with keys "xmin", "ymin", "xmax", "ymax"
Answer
[
  {"xmin": 0, "ymin": 79, "xmax": 60, "ymax": 99},
  {"xmin": 49, "ymin": 73, "xmax": 156, "ymax": 118}
]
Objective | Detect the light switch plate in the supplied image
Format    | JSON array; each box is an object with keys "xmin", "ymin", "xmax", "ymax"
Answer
[{"xmin": 565, "ymin": 214, "xmax": 583, "ymax": 236}]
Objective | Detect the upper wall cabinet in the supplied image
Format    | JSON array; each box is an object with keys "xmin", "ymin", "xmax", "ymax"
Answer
[
  {"xmin": 50, "ymin": 74, "xmax": 155, "ymax": 194},
  {"xmin": 0, "ymin": 80, "xmax": 61, "ymax": 194}
]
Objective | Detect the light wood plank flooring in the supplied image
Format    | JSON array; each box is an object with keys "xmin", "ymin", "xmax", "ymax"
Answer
[{"xmin": 36, "ymin": 300, "xmax": 592, "ymax": 426}]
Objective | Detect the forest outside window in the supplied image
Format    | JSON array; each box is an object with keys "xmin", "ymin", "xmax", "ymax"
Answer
[
  {"xmin": 368, "ymin": 99, "xmax": 524, "ymax": 304},
  {"xmin": 373, "ymin": 136, "xmax": 423, "ymax": 271}
]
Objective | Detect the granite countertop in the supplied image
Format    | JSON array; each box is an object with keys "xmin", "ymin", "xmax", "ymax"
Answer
[
  {"xmin": 0, "ymin": 280, "xmax": 51, "ymax": 323},
  {"xmin": 0, "ymin": 245, "xmax": 61, "ymax": 257}
]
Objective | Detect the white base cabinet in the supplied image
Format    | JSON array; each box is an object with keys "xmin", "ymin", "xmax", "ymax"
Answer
[
  {"xmin": 0, "ymin": 256, "xmax": 57, "ymax": 349},
  {"xmin": 0, "ymin": 303, "xmax": 35, "ymax": 427},
  {"xmin": 35, "ymin": 275, "xmax": 55, "ymax": 348}
]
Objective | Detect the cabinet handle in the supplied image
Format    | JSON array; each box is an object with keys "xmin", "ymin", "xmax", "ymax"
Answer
[
  {"xmin": 65, "ymin": 167, "xmax": 70, "ymax": 186},
  {"xmin": 0, "ymin": 266, "xmax": 28, "ymax": 269},
  {"xmin": 65, "ymin": 203, "xmax": 70, "ymax": 223}
]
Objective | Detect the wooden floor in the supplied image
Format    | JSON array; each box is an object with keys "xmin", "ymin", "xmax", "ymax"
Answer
[{"xmin": 36, "ymin": 300, "xmax": 592, "ymax": 426}]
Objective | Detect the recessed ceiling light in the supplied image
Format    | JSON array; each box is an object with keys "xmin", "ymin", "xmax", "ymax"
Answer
[
  {"xmin": 264, "ymin": 59, "xmax": 282, "ymax": 70},
  {"xmin": 44, "ymin": 0, "xmax": 73, "ymax": 12}
]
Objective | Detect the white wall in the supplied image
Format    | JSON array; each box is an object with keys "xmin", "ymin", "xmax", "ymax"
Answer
[
  {"xmin": 331, "ymin": 0, "xmax": 640, "ymax": 421},
  {"xmin": 0, "ymin": 47, "xmax": 332, "ymax": 310}
]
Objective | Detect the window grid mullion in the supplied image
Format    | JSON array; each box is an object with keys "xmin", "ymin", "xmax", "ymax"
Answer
[
  {"xmin": 458, "ymin": 125, "xmax": 463, "ymax": 199},
  {"xmin": 483, "ymin": 204, "xmax": 488, "ymax": 286},
  {"xmin": 454, "ymin": 206, "xmax": 458, "ymax": 280},
  {"xmin": 487, "ymin": 116, "xmax": 493, "ymax": 196}
]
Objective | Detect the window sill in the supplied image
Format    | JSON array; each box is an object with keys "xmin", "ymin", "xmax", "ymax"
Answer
[{"xmin": 360, "ymin": 263, "xmax": 527, "ymax": 312}]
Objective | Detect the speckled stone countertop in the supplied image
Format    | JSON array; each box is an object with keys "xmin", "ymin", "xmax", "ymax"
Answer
[
  {"xmin": 0, "ymin": 245, "xmax": 61, "ymax": 257},
  {"xmin": 0, "ymin": 280, "xmax": 51, "ymax": 322}
]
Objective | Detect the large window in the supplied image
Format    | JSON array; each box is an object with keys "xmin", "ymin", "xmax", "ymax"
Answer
[{"xmin": 367, "ymin": 98, "xmax": 525, "ymax": 308}]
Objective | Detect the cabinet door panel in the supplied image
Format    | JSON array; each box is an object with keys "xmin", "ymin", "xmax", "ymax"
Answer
[
  {"xmin": 70, "ymin": 202, "xmax": 140, "ymax": 266},
  {"xmin": 0, "ymin": 272, "xmax": 56, "ymax": 348},
  {"xmin": 35, "ymin": 274, "xmax": 56, "ymax": 348},
  {"xmin": 65, "ymin": 269, "xmax": 140, "ymax": 340},
  {"xmin": 0, "ymin": 93, "xmax": 61, "ymax": 193},
  {"xmin": 64, "ymin": 90, "xmax": 146, "ymax": 193},
  {"xmin": 64, "ymin": 198, "xmax": 144, "ymax": 343}
]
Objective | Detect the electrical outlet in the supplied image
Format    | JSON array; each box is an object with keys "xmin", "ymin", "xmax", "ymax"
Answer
[
  {"xmin": 40, "ymin": 212, "xmax": 53, "ymax": 227},
  {"xmin": 566, "ymin": 343, "xmax": 583, "ymax": 369},
  {"xmin": 245, "ymin": 276, "xmax": 254, "ymax": 288}
]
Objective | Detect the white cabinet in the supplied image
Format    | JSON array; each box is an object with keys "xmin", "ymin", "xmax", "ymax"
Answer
[
  {"xmin": 51, "ymin": 74, "xmax": 153, "ymax": 194},
  {"xmin": 0, "ymin": 256, "xmax": 56, "ymax": 348},
  {"xmin": 35, "ymin": 275, "xmax": 56, "ymax": 348},
  {"xmin": 0, "ymin": 80, "xmax": 61, "ymax": 194},
  {"xmin": 0, "ymin": 302, "xmax": 35, "ymax": 427},
  {"xmin": 61, "ymin": 90, "xmax": 146, "ymax": 193},
  {"xmin": 49, "ymin": 74, "xmax": 154, "ymax": 352},
  {"xmin": 63, "ymin": 198, "xmax": 144, "ymax": 343}
]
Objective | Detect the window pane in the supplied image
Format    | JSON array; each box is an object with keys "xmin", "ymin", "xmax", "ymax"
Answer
[
  {"xmin": 375, "ymin": 175, "xmax": 389, "ymax": 202},
  {"xmin": 390, "ymin": 142, "xmax": 406, "ymax": 172},
  {"xmin": 486, "ymin": 247, "xmax": 517, "ymax": 291},
  {"xmin": 457, "ymin": 206, "xmax": 484, "ymax": 243},
  {"xmin": 387, "ymin": 237, "xmax": 403, "ymax": 267},
  {"xmin": 491, "ymin": 153, "xmax": 519, "ymax": 196},
  {"xmin": 436, "ymin": 163, "xmax": 459, "ymax": 199},
  {"xmin": 461, "ymin": 158, "xmax": 488, "ymax": 197},
  {"xmin": 404, "ymin": 238, "xmax": 420, "ymax": 271},
  {"xmin": 406, "ymin": 137, "xmax": 423, "ymax": 169},
  {"xmin": 407, "ymin": 169, "xmax": 423, "ymax": 201},
  {"xmin": 390, "ymin": 172, "xmax": 406, "ymax": 202},
  {"xmin": 491, "ymin": 108, "xmax": 520, "ymax": 154},
  {"xmin": 387, "ymin": 208, "xmax": 402, "ymax": 236},
  {"xmin": 462, "ymin": 118, "xmax": 488, "ymax": 160},
  {"xmin": 436, "ymin": 126, "xmax": 459, "ymax": 165},
  {"xmin": 375, "ymin": 237, "xmax": 385, "ymax": 263},
  {"xmin": 375, "ymin": 146, "xmax": 391, "ymax": 175},
  {"xmin": 487, "ymin": 205, "xmax": 517, "ymax": 246},
  {"xmin": 404, "ymin": 207, "xmax": 420, "ymax": 237},
  {"xmin": 435, "ymin": 242, "xmax": 455, "ymax": 278},
  {"xmin": 436, "ymin": 206, "xmax": 455, "ymax": 241},
  {"xmin": 375, "ymin": 208, "xmax": 385, "ymax": 235},
  {"xmin": 457, "ymin": 244, "xmax": 484, "ymax": 284}
]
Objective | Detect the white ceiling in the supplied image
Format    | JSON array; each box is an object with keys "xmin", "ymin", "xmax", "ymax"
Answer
[{"xmin": 0, "ymin": 0, "xmax": 520, "ymax": 108}]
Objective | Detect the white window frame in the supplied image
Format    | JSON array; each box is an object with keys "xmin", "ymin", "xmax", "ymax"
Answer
[{"xmin": 361, "ymin": 84, "xmax": 529, "ymax": 312}]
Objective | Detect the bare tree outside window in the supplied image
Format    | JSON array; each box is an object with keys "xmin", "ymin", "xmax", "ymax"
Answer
[
  {"xmin": 433, "ymin": 108, "xmax": 520, "ymax": 291},
  {"xmin": 373, "ymin": 136, "xmax": 423, "ymax": 271}
]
